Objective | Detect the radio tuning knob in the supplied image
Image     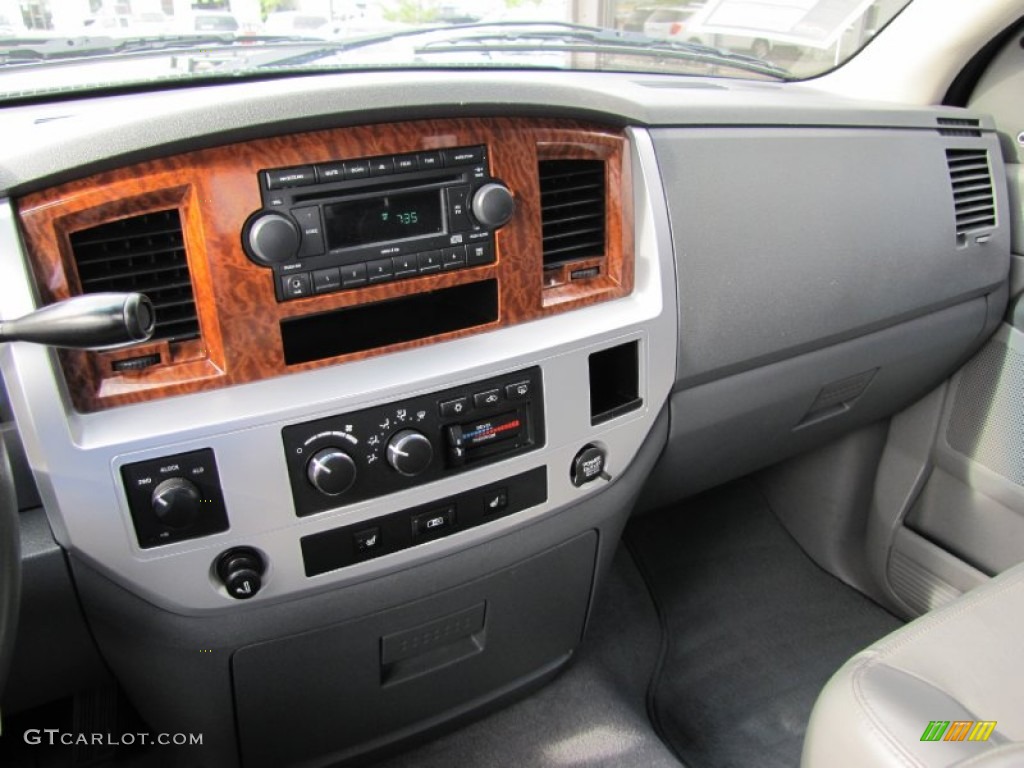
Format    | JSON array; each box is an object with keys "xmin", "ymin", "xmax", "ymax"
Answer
[
  {"xmin": 471, "ymin": 183, "xmax": 515, "ymax": 228},
  {"xmin": 245, "ymin": 212, "xmax": 300, "ymax": 266},
  {"xmin": 386, "ymin": 430, "xmax": 434, "ymax": 477},
  {"xmin": 306, "ymin": 447, "xmax": 357, "ymax": 496}
]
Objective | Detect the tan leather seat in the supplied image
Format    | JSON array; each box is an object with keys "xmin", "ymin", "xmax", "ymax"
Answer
[{"xmin": 802, "ymin": 561, "xmax": 1024, "ymax": 767}]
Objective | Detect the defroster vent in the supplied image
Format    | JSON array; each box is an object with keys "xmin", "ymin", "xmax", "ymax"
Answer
[
  {"xmin": 69, "ymin": 209, "xmax": 199, "ymax": 343},
  {"xmin": 539, "ymin": 159, "xmax": 606, "ymax": 267},
  {"xmin": 945, "ymin": 149, "xmax": 995, "ymax": 238}
]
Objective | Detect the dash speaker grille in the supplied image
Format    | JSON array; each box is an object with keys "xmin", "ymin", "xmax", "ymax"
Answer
[{"xmin": 946, "ymin": 340, "xmax": 1024, "ymax": 487}]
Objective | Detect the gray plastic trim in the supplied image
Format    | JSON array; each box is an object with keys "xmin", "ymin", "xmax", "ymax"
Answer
[
  {"xmin": 0, "ymin": 70, "xmax": 996, "ymax": 195},
  {"xmin": 0, "ymin": 127, "xmax": 678, "ymax": 615},
  {"xmin": 654, "ymin": 126, "xmax": 1010, "ymax": 388}
]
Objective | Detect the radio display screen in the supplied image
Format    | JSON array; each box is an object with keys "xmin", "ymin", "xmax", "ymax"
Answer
[{"xmin": 323, "ymin": 189, "xmax": 444, "ymax": 250}]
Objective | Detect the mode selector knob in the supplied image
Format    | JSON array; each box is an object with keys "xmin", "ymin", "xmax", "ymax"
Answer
[
  {"xmin": 387, "ymin": 430, "xmax": 434, "ymax": 477},
  {"xmin": 151, "ymin": 477, "xmax": 201, "ymax": 529},
  {"xmin": 471, "ymin": 183, "xmax": 515, "ymax": 228},
  {"xmin": 246, "ymin": 212, "xmax": 300, "ymax": 266},
  {"xmin": 306, "ymin": 447, "xmax": 357, "ymax": 496}
]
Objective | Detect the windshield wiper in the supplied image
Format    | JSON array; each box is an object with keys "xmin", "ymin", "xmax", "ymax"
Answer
[{"xmin": 406, "ymin": 22, "xmax": 791, "ymax": 79}]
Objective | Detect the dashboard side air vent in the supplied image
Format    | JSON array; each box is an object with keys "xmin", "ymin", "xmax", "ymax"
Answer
[
  {"xmin": 937, "ymin": 117, "xmax": 982, "ymax": 138},
  {"xmin": 539, "ymin": 159, "xmax": 606, "ymax": 267},
  {"xmin": 68, "ymin": 209, "xmax": 199, "ymax": 343},
  {"xmin": 945, "ymin": 149, "xmax": 996, "ymax": 239}
]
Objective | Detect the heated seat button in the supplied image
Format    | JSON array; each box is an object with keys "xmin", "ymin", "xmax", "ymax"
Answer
[
  {"xmin": 483, "ymin": 488, "xmax": 508, "ymax": 515},
  {"xmin": 411, "ymin": 506, "xmax": 456, "ymax": 538},
  {"xmin": 353, "ymin": 526, "xmax": 382, "ymax": 554}
]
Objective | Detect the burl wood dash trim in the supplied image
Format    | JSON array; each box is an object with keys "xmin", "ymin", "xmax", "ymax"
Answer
[{"xmin": 16, "ymin": 118, "xmax": 634, "ymax": 412}]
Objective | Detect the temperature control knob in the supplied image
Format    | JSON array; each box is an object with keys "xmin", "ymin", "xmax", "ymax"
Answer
[
  {"xmin": 306, "ymin": 447, "xmax": 357, "ymax": 496},
  {"xmin": 471, "ymin": 183, "xmax": 515, "ymax": 228},
  {"xmin": 386, "ymin": 430, "xmax": 434, "ymax": 477},
  {"xmin": 245, "ymin": 212, "xmax": 300, "ymax": 265},
  {"xmin": 151, "ymin": 478, "xmax": 201, "ymax": 529}
]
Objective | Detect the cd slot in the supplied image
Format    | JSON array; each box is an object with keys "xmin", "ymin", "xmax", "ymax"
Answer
[
  {"xmin": 281, "ymin": 279, "xmax": 498, "ymax": 365},
  {"xmin": 290, "ymin": 172, "xmax": 465, "ymax": 204}
]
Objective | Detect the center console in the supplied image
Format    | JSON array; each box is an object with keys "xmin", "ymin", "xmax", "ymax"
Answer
[{"xmin": 0, "ymin": 117, "xmax": 677, "ymax": 765}]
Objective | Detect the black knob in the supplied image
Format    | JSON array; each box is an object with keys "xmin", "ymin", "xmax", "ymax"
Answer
[
  {"xmin": 471, "ymin": 183, "xmax": 515, "ymax": 228},
  {"xmin": 386, "ymin": 430, "xmax": 434, "ymax": 477},
  {"xmin": 246, "ymin": 212, "xmax": 300, "ymax": 265},
  {"xmin": 307, "ymin": 447, "xmax": 357, "ymax": 496},
  {"xmin": 216, "ymin": 548, "xmax": 264, "ymax": 600},
  {"xmin": 151, "ymin": 478, "xmax": 201, "ymax": 529}
]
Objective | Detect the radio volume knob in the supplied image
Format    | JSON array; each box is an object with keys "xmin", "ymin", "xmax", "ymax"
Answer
[
  {"xmin": 306, "ymin": 448, "xmax": 357, "ymax": 496},
  {"xmin": 386, "ymin": 430, "xmax": 434, "ymax": 477},
  {"xmin": 246, "ymin": 212, "xmax": 300, "ymax": 266},
  {"xmin": 471, "ymin": 183, "xmax": 515, "ymax": 228}
]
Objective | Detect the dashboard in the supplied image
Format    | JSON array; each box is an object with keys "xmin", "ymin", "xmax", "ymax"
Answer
[{"xmin": 0, "ymin": 68, "xmax": 1011, "ymax": 766}]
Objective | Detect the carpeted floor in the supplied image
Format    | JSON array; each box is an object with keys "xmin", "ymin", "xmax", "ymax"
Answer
[{"xmin": 626, "ymin": 482, "xmax": 902, "ymax": 768}]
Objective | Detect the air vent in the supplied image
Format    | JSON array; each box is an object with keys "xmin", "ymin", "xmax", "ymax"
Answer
[
  {"xmin": 945, "ymin": 149, "xmax": 996, "ymax": 238},
  {"xmin": 937, "ymin": 117, "xmax": 982, "ymax": 138},
  {"xmin": 539, "ymin": 159, "xmax": 606, "ymax": 267},
  {"xmin": 69, "ymin": 209, "xmax": 199, "ymax": 343}
]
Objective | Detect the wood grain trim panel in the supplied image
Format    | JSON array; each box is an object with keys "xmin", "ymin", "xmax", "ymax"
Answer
[{"xmin": 16, "ymin": 118, "xmax": 633, "ymax": 412}]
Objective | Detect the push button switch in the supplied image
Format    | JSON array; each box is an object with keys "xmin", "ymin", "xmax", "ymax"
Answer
[
  {"xmin": 353, "ymin": 527, "xmax": 382, "ymax": 554},
  {"xmin": 411, "ymin": 506, "xmax": 455, "ymax": 538}
]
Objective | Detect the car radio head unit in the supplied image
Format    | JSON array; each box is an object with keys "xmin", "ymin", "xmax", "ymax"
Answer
[{"xmin": 241, "ymin": 145, "xmax": 515, "ymax": 301}]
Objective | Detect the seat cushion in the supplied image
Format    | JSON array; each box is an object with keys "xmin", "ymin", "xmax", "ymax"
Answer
[{"xmin": 802, "ymin": 561, "xmax": 1024, "ymax": 767}]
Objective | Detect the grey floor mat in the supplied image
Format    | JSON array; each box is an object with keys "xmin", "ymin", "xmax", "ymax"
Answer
[
  {"xmin": 626, "ymin": 482, "xmax": 902, "ymax": 768},
  {"xmin": 368, "ymin": 548, "xmax": 681, "ymax": 767}
]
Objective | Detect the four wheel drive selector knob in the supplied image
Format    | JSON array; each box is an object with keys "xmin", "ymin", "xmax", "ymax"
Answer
[
  {"xmin": 150, "ymin": 477, "xmax": 202, "ymax": 529},
  {"xmin": 306, "ymin": 447, "xmax": 358, "ymax": 497}
]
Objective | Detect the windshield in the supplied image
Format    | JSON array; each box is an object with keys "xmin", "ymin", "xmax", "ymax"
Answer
[{"xmin": 0, "ymin": 0, "xmax": 913, "ymax": 101}]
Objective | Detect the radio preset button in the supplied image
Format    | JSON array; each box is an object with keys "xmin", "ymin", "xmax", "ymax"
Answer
[
  {"xmin": 343, "ymin": 159, "xmax": 370, "ymax": 180},
  {"xmin": 418, "ymin": 250, "xmax": 442, "ymax": 273},
  {"xmin": 317, "ymin": 162, "xmax": 345, "ymax": 182},
  {"xmin": 392, "ymin": 255, "xmax": 418, "ymax": 277},
  {"xmin": 369, "ymin": 157, "xmax": 394, "ymax": 176},
  {"xmin": 441, "ymin": 246, "xmax": 466, "ymax": 270},
  {"xmin": 419, "ymin": 151, "xmax": 442, "ymax": 169},
  {"xmin": 281, "ymin": 272, "xmax": 311, "ymax": 298},
  {"xmin": 312, "ymin": 267, "xmax": 341, "ymax": 294},
  {"xmin": 340, "ymin": 263, "xmax": 367, "ymax": 288},
  {"xmin": 367, "ymin": 258, "xmax": 394, "ymax": 283},
  {"xmin": 266, "ymin": 166, "xmax": 316, "ymax": 189}
]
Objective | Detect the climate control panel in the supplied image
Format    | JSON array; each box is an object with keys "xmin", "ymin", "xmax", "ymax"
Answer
[{"xmin": 281, "ymin": 367, "xmax": 544, "ymax": 517}]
